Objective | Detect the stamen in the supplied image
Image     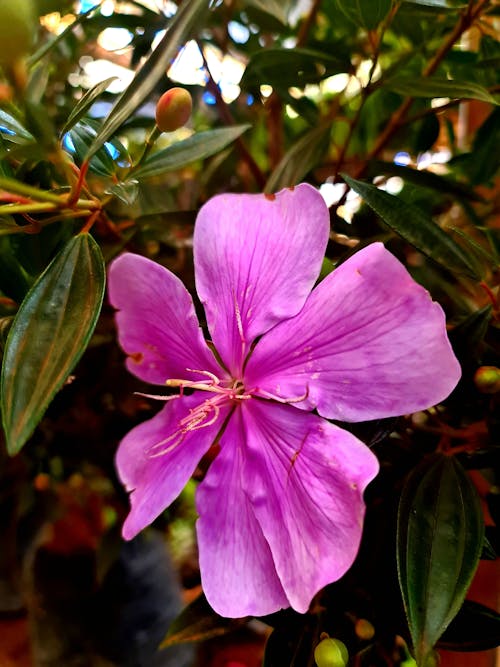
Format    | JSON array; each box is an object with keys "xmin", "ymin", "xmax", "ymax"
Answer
[
  {"xmin": 255, "ymin": 386, "xmax": 309, "ymax": 404},
  {"xmin": 145, "ymin": 395, "xmax": 225, "ymax": 460},
  {"xmin": 134, "ymin": 391, "xmax": 181, "ymax": 402}
]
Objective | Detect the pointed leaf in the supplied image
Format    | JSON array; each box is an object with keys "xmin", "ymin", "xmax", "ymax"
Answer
[
  {"xmin": 438, "ymin": 601, "xmax": 500, "ymax": 652},
  {"xmin": 335, "ymin": 0, "xmax": 392, "ymax": 29},
  {"xmin": 265, "ymin": 124, "xmax": 330, "ymax": 192},
  {"xmin": 342, "ymin": 174, "xmax": 478, "ymax": 279},
  {"xmin": 397, "ymin": 454, "xmax": 484, "ymax": 665},
  {"xmin": 1, "ymin": 234, "xmax": 105, "ymax": 455},
  {"xmin": 368, "ymin": 160, "xmax": 484, "ymax": 202},
  {"xmin": 159, "ymin": 593, "xmax": 243, "ymax": 649},
  {"xmin": 0, "ymin": 110, "xmax": 35, "ymax": 144},
  {"xmin": 84, "ymin": 0, "xmax": 210, "ymax": 161},
  {"xmin": 386, "ymin": 77, "xmax": 498, "ymax": 105},
  {"xmin": 244, "ymin": 0, "xmax": 290, "ymax": 24},
  {"xmin": 133, "ymin": 125, "xmax": 250, "ymax": 180},
  {"xmin": 241, "ymin": 48, "xmax": 350, "ymax": 90},
  {"xmin": 61, "ymin": 77, "xmax": 117, "ymax": 136}
]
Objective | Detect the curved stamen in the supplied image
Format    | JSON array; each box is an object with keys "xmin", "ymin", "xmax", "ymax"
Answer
[{"xmin": 253, "ymin": 386, "xmax": 309, "ymax": 404}]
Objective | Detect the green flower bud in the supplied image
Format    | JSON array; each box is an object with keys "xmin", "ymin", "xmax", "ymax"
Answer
[
  {"xmin": 155, "ymin": 87, "xmax": 193, "ymax": 133},
  {"xmin": 314, "ymin": 637, "xmax": 349, "ymax": 667},
  {"xmin": 474, "ymin": 366, "xmax": 500, "ymax": 394},
  {"xmin": 0, "ymin": 0, "xmax": 35, "ymax": 67}
]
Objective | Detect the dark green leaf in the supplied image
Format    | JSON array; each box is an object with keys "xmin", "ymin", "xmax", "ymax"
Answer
[
  {"xmin": 60, "ymin": 77, "xmax": 117, "ymax": 136},
  {"xmin": 334, "ymin": 0, "xmax": 392, "ymax": 29},
  {"xmin": 265, "ymin": 124, "xmax": 330, "ymax": 192},
  {"xmin": 342, "ymin": 174, "xmax": 479, "ymax": 279},
  {"xmin": 438, "ymin": 601, "xmax": 500, "ymax": 652},
  {"xmin": 397, "ymin": 454, "xmax": 484, "ymax": 665},
  {"xmin": 133, "ymin": 125, "xmax": 250, "ymax": 180},
  {"xmin": 244, "ymin": 0, "xmax": 290, "ymax": 24},
  {"xmin": 159, "ymin": 593, "xmax": 243, "ymax": 649},
  {"xmin": 402, "ymin": 0, "xmax": 466, "ymax": 5},
  {"xmin": 84, "ymin": 0, "xmax": 210, "ymax": 161},
  {"xmin": 68, "ymin": 120, "xmax": 130, "ymax": 177},
  {"xmin": 241, "ymin": 48, "xmax": 350, "ymax": 90},
  {"xmin": 368, "ymin": 161, "xmax": 484, "ymax": 202},
  {"xmin": 385, "ymin": 77, "xmax": 498, "ymax": 105},
  {"xmin": 1, "ymin": 234, "xmax": 105, "ymax": 455}
]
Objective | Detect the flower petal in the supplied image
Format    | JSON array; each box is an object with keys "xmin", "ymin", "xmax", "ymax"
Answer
[
  {"xmin": 108, "ymin": 253, "xmax": 222, "ymax": 385},
  {"xmin": 196, "ymin": 408, "xmax": 289, "ymax": 617},
  {"xmin": 117, "ymin": 393, "xmax": 229, "ymax": 540},
  {"xmin": 245, "ymin": 243, "xmax": 461, "ymax": 421},
  {"xmin": 240, "ymin": 399, "xmax": 379, "ymax": 613},
  {"xmin": 193, "ymin": 184, "xmax": 330, "ymax": 376}
]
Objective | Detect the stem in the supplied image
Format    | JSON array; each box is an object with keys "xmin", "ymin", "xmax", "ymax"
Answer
[
  {"xmin": 334, "ymin": 0, "xmax": 491, "ymax": 209},
  {"xmin": 198, "ymin": 44, "xmax": 266, "ymax": 189},
  {"xmin": 130, "ymin": 125, "xmax": 161, "ymax": 176},
  {"xmin": 0, "ymin": 202, "xmax": 58, "ymax": 215},
  {"xmin": 0, "ymin": 177, "xmax": 62, "ymax": 204},
  {"xmin": 297, "ymin": 0, "xmax": 323, "ymax": 47},
  {"xmin": 364, "ymin": 0, "xmax": 490, "ymax": 166}
]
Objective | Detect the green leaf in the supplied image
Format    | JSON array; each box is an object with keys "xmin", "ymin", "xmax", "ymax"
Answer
[
  {"xmin": 133, "ymin": 125, "xmax": 250, "ymax": 180},
  {"xmin": 438, "ymin": 601, "xmax": 500, "ymax": 652},
  {"xmin": 84, "ymin": 0, "xmax": 210, "ymax": 161},
  {"xmin": 159, "ymin": 593, "xmax": 243, "ymax": 649},
  {"xmin": 334, "ymin": 0, "xmax": 393, "ymax": 29},
  {"xmin": 385, "ymin": 77, "xmax": 499, "ymax": 105},
  {"xmin": 402, "ymin": 0, "xmax": 467, "ymax": 8},
  {"xmin": 397, "ymin": 454, "xmax": 484, "ymax": 666},
  {"xmin": 244, "ymin": 0, "xmax": 290, "ymax": 24},
  {"xmin": 0, "ymin": 110, "xmax": 35, "ymax": 144},
  {"xmin": 368, "ymin": 161, "xmax": 484, "ymax": 202},
  {"xmin": 342, "ymin": 174, "xmax": 478, "ymax": 279},
  {"xmin": 68, "ymin": 120, "xmax": 130, "ymax": 177},
  {"xmin": 1, "ymin": 234, "xmax": 105, "ymax": 455},
  {"xmin": 241, "ymin": 48, "xmax": 350, "ymax": 90},
  {"xmin": 265, "ymin": 124, "xmax": 330, "ymax": 193},
  {"xmin": 60, "ymin": 77, "xmax": 117, "ymax": 136}
]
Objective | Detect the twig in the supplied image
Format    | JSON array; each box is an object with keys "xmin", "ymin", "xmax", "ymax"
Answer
[{"xmin": 199, "ymin": 44, "xmax": 266, "ymax": 189}]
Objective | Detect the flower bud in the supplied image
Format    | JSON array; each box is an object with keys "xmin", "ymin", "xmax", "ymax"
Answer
[
  {"xmin": 0, "ymin": 0, "xmax": 35, "ymax": 67},
  {"xmin": 354, "ymin": 618, "xmax": 375, "ymax": 640},
  {"xmin": 474, "ymin": 366, "xmax": 500, "ymax": 394},
  {"xmin": 314, "ymin": 637, "xmax": 348, "ymax": 667},
  {"xmin": 155, "ymin": 87, "xmax": 193, "ymax": 133}
]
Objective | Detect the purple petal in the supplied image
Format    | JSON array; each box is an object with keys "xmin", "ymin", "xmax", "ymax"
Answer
[
  {"xmin": 245, "ymin": 243, "xmax": 461, "ymax": 421},
  {"xmin": 108, "ymin": 253, "xmax": 222, "ymax": 385},
  {"xmin": 196, "ymin": 408, "xmax": 289, "ymax": 617},
  {"xmin": 117, "ymin": 393, "xmax": 229, "ymax": 540},
  {"xmin": 193, "ymin": 184, "xmax": 330, "ymax": 376},
  {"xmin": 240, "ymin": 399, "xmax": 379, "ymax": 613}
]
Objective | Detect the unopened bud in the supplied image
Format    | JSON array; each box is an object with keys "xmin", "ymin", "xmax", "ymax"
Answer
[
  {"xmin": 355, "ymin": 618, "xmax": 375, "ymax": 640},
  {"xmin": 474, "ymin": 366, "xmax": 500, "ymax": 394},
  {"xmin": 155, "ymin": 87, "xmax": 193, "ymax": 133},
  {"xmin": 314, "ymin": 637, "xmax": 348, "ymax": 667}
]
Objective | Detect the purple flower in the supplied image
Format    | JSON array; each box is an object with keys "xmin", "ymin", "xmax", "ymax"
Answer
[{"xmin": 108, "ymin": 184, "xmax": 461, "ymax": 618}]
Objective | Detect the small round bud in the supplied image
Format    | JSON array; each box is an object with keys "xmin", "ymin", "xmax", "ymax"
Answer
[
  {"xmin": 0, "ymin": 0, "xmax": 35, "ymax": 67},
  {"xmin": 155, "ymin": 87, "xmax": 193, "ymax": 133},
  {"xmin": 474, "ymin": 366, "xmax": 500, "ymax": 394},
  {"xmin": 314, "ymin": 637, "xmax": 348, "ymax": 667},
  {"xmin": 354, "ymin": 618, "xmax": 375, "ymax": 641}
]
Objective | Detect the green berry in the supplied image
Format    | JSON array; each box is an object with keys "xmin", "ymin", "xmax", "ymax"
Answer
[
  {"xmin": 314, "ymin": 638, "xmax": 349, "ymax": 667},
  {"xmin": 474, "ymin": 366, "xmax": 500, "ymax": 394},
  {"xmin": 155, "ymin": 87, "xmax": 193, "ymax": 133}
]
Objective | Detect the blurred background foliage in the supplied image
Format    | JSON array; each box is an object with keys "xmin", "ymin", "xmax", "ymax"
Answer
[{"xmin": 0, "ymin": 0, "xmax": 498, "ymax": 665}]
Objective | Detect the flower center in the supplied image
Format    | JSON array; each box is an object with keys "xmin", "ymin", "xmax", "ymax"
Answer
[{"xmin": 144, "ymin": 370, "xmax": 251, "ymax": 459}]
